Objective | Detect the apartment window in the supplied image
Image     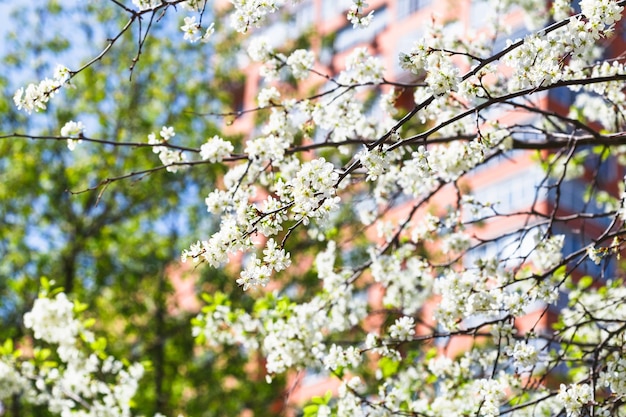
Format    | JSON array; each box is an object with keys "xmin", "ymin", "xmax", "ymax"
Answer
[
  {"xmin": 549, "ymin": 86, "xmax": 576, "ymax": 107},
  {"xmin": 294, "ymin": 1, "xmax": 314, "ymax": 32},
  {"xmin": 492, "ymin": 25, "xmax": 529, "ymax": 53},
  {"xmin": 397, "ymin": 0, "xmax": 432, "ymax": 19},
  {"xmin": 322, "ymin": 0, "xmax": 352, "ymax": 20},
  {"xmin": 469, "ymin": 0, "xmax": 489, "ymax": 29},
  {"xmin": 466, "ymin": 165, "xmax": 545, "ymax": 220},
  {"xmin": 300, "ymin": 368, "xmax": 330, "ymax": 386},
  {"xmin": 583, "ymin": 150, "xmax": 617, "ymax": 183},
  {"xmin": 555, "ymin": 178, "xmax": 613, "ymax": 230},
  {"xmin": 253, "ymin": 21, "xmax": 290, "ymax": 49},
  {"xmin": 464, "ymin": 229, "xmax": 540, "ymax": 270}
]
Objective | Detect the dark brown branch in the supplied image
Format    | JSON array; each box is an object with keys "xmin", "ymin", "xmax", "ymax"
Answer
[
  {"xmin": 0, "ymin": 132, "xmax": 199, "ymax": 153},
  {"xmin": 395, "ymin": 74, "xmax": 626, "ymax": 150}
]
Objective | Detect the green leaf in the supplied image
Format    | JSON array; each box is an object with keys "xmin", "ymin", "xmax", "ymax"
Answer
[
  {"xmin": 578, "ymin": 275, "xmax": 593, "ymax": 290},
  {"xmin": 40, "ymin": 277, "xmax": 51, "ymax": 293},
  {"xmin": 323, "ymin": 390, "xmax": 332, "ymax": 403},
  {"xmin": 83, "ymin": 318, "xmax": 96, "ymax": 328},
  {"xmin": 91, "ymin": 337, "xmax": 107, "ymax": 352},
  {"xmin": 425, "ymin": 347, "xmax": 438, "ymax": 361},
  {"xmin": 378, "ymin": 357, "xmax": 400, "ymax": 379},
  {"xmin": 552, "ymin": 265, "xmax": 567, "ymax": 281},
  {"xmin": 303, "ymin": 404, "xmax": 319, "ymax": 417},
  {"xmin": 74, "ymin": 300, "xmax": 89, "ymax": 314},
  {"xmin": 2, "ymin": 338, "xmax": 13, "ymax": 354},
  {"xmin": 35, "ymin": 348, "xmax": 52, "ymax": 362},
  {"xmin": 195, "ymin": 331, "xmax": 206, "ymax": 345}
]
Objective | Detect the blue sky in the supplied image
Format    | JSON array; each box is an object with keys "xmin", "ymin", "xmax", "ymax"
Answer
[{"xmin": 0, "ymin": 2, "xmax": 13, "ymax": 55}]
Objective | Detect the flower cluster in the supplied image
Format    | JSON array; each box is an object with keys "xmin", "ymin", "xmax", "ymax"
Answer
[
  {"xmin": 397, "ymin": 140, "xmax": 492, "ymax": 199},
  {"xmin": 323, "ymin": 344, "xmax": 361, "ymax": 371},
  {"xmin": 199, "ymin": 135, "xmax": 234, "ymax": 162},
  {"xmin": 581, "ymin": 0, "xmax": 623, "ymax": 29},
  {"xmin": 230, "ymin": 0, "xmax": 284, "ymax": 32},
  {"xmin": 236, "ymin": 238, "xmax": 292, "ymax": 291},
  {"xmin": 388, "ymin": 316, "xmax": 415, "ymax": 341},
  {"xmin": 505, "ymin": 340, "xmax": 539, "ymax": 370},
  {"xmin": 257, "ymin": 86, "xmax": 280, "ymax": 107},
  {"xmin": 180, "ymin": 16, "xmax": 214, "ymax": 43},
  {"xmin": 286, "ymin": 49, "xmax": 315, "ymax": 80},
  {"xmin": 288, "ymin": 158, "xmax": 340, "ymax": 224},
  {"xmin": 60, "ymin": 120, "xmax": 85, "ymax": 151},
  {"xmin": 23, "ymin": 293, "xmax": 80, "ymax": 346},
  {"xmin": 502, "ymin": 0, "xmax": 623, "ymax": 91},
  {"xmin": 347, "ymin": 0, "xmax": 374, "ymax": 28},
  {"xmin": 0, "ymin": 361, "xmax": 30, "ymax": 401},
  {"xmin": 599, "ymin": 352, "xmax": 626, "ymax": 398},
  {"xmin": 247, "ymin": 37, "xmax": 273, "ymax": 62},
  {"xmin": 552, "ymin": 0, "xmax": 573, "ymax": 21},
  {"xmin": 369, "ymin": 244, "xmax": 432, "ymax": 314},
  {"xmin": 148, "ymin": 126, "xmax": 188, "ymax": 173},
  {"xmin": 557, "ymin": 383, "xmax": 593, "ymax": 417},
  {"xmin": 399, "ymin": 24, "xmax": 461, "ymax": 95},
  {"xmin": 475, "ymin": 378, "xmax": 507, "ymax": 417},
  {"xmin": 14, "ymin": 65, "xmax": 70, "ymax": 113},
  {"xmin": 355, "ymin": 147, "xmax": 389, "ymax": 181},
  {"xmin": 3, "ymin": 291, "xmax": 146, "ymax": 417},
  {"xmin": 192, "ymin": 293, "xmax": 261, "ymax": 350},
  {"xmin": 342, "ymin": 47, "xmax": 384, "ymax": 84},
  {"xmin": 531, "ymin": 234, "xmax": 565, "ymax": 272}
]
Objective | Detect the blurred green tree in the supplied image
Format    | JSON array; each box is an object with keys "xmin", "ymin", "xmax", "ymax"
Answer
[{"xmin": 0, "ymin": 1, "xmax": 283, "ymax": 415}]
